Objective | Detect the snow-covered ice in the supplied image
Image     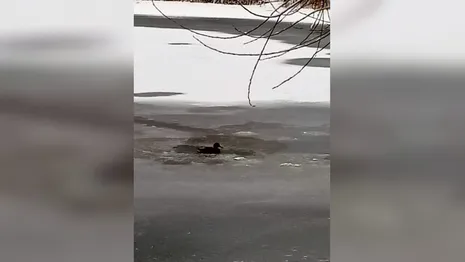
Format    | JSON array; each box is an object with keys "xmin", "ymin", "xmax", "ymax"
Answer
[{"xmin": 134, "ymin": 2, "xmax": 330, "ymax": 106}]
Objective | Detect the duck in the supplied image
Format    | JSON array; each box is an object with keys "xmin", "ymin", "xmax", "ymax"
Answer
[{"xmin": 197, "ymin": 142, "xmax": 223, "ymax": 154}]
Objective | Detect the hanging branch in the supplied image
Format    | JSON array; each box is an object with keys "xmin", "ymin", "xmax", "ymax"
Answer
[{"xmin": 246, "ymin": 14, "xmax": 282, "ymax": 106}]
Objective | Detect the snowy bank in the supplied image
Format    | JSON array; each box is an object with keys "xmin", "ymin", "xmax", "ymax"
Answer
[
  {"xmin": 134, "ymin": 1, "xmax": 330, "ymax": 24},
  {"xmin": 134, "ymin": 1, "xmax": 330, "ymax": 106}
]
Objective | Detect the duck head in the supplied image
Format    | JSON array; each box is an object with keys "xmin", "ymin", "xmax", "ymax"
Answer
[{"xmin": 213, "ymin": 142, "xmax": 223, "ymax": 149}]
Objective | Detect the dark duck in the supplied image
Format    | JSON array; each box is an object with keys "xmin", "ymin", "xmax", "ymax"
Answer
[{"xmin": 197, "ymin": 142, "xmax": 223, "ymax": 154}]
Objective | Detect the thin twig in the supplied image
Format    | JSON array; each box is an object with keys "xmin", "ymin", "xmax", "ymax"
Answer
[
  {"xmin": 247, "ymin": 15, "xmax": 282, "ymax": 106},
  {"xmin": 151, "ymin": 0, "xmax": 272, "ymax": 41},
  {"xmin": 240, "ymin": 7, "xmax": 327, "ymax": 45},
  {"xmin": 271, "ymin": 42, "xmax": 329, "ymax": 90}
]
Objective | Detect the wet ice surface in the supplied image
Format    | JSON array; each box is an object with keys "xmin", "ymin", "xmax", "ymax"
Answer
[
  {"xmin": 135, "ymin": 159, "xmax": 329, "ymax": 262},
  {"xmin": 135, "ymin": 103, "xmax": 329, "ymax": 165},
  {"xmin": 134, "ymin": 103, "xmax": 329, "ymax": 262}
]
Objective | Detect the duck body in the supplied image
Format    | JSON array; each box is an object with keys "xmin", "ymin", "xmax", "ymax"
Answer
[{"xmin": 197, "ymin": 142, "xmax": 223, "ymax": 154}]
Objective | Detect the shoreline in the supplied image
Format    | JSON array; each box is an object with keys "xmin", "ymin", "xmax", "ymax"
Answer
[{"xmin": 134, "ymin": 1, "xmax": 330, "ymax": 24}]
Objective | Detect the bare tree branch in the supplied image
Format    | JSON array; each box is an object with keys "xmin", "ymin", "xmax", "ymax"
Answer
[
  {"xmin": 238, "ymin": 6, "xmax": 327, "ymax": 46},
  {"xmin": 150, "ymin": 0, "xmax": 273, "ymax": 40},
  {"xmin": 272, "ymin": 40, "xmax": 329, "ymax": 90},
  {"xmin": 247, "ymin": 13, "xmax": 281, "ymax": 107}
]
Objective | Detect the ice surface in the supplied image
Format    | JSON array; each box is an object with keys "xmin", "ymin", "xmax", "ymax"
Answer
[{"xmin": 135, "ymin": 27, "xmax": 329, "ymax": 105}]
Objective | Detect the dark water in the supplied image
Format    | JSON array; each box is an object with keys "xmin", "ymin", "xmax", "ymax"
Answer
[{"xmin": 134, "ymin": 15, "xmax": 330, "ymax": 51}]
